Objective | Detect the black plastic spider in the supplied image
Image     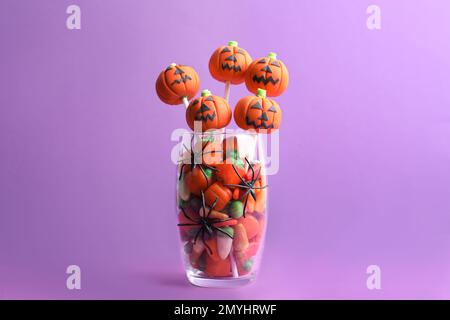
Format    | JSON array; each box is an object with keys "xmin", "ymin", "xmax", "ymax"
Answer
[
  {"xmin": 178, "ymin": 134, "xmax": 221, "ymax": 182},
  {"xmin": 224, "ymin": 158, "xmax": 268, "ymax": 217},
  {"xmin": 177, "ymin": 191, "xmax": 234, "ymax": 254}
]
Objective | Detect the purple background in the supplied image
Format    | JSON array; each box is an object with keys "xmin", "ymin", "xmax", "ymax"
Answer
[{"xmin": 1, "ymin": 0, "xmax": 450, "ymax": 299}]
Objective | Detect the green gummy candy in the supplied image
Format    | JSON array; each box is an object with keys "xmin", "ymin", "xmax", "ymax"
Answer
[
  {"xmin": 204, "ymin": 168, "xmax": 213, "ymax": 179},
  {"xmin": 229, "ymin": 201, "xmax": 244, "ymax": 218},
  {"xmin": 243, "ymin": 258, "xmax": 254, "ymax": 271}
]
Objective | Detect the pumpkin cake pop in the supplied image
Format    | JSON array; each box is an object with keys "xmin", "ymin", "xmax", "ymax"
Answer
[
  {"xmin": 245, "ymin": 52, "xmax": 289, "ymax": 97},
  {"xmin": 185, "ymin": 89, "xmax": 232, "ymax": 132},
  {"xmin": 156, "ymin": 63, "xmax": 200, "ymax": 107},
  {"xmin": 209, "ymin": 41, "xmax": 252, "ymax": 101},
  {"xmin": 234, "ymin": 88, "xmax": 282, "ymax": 133}
]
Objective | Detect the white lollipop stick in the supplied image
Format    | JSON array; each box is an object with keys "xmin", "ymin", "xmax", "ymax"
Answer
[
  {"xmin": 182, "ymin": 96, "xmax": 189, "ymax": 109},
  {"xmin": 224, "ymin": 81, "xmax": 231, "ymax": 102}
]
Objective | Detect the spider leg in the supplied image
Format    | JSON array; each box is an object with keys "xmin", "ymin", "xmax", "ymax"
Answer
[
  {"xmin": 202, "ymin": 150, "xmax": 222, "ymax": 155},
  {"xmin": 181, "ymin": 207, "xmax": 197, "ymax": 223},
  {"xmin": 253, "ymin": 185, "xmax": 268, "ymax": 190},
  {"xmin": 245, "ymin": 158, "xmax": 255, "ymax": 182},
  {"xmin": 179, "ymin": 164, "xmax": 186, "ymax": 180},
  {"xmin": 203, "ymin": 163, "xmax": 217, "ymax": 171},
  {"xmin": 224, "ymin": 183, "xmax": 249, "ymax": 189},
  {"xmin": 208, "ymin": 196, "xmax": 219, "ymax": 215},
  {"xmin": 231, "ymin": 164, "xmax": 247, "ymax": 185},
  {"xmin": 254, "ymin": 166, "xmax": 262, "ymax": 183},
  {"xmin": 202, "ymin": 140, "xmax": 209, "ymax": 152},
  {"xmin": 211, "ymin": 217, "xmax": 233, "ymax": 223},
  {"xmin": 205, "ymin": 223, "xmax": 213, "ymax": 235},
  {"xmin": 238, "ymin": 188, "xmax": 251, "ymax": 201},
  {"xmin": 212, "ymin": 225, "xmax": 234, "ymax": 239},
  {"xmin": 250, "ymin": 189, "xmax": 256, "ymax": 201},
  {"xmin": 199, "ymin": 165, "xmax": 210, "ymax": 185},
  {"xmin": 183, "ymin": 143, "xmax": 191, "ymax": 154},
  {"xmin": 202, "ymin": 139, "xmax": 222, "ymax": 163},
  {"xmin": 202, "ymin": 230, "xmax": 212, "ymax": 255},
  {"xmin": 193, "ymin": 226, "xmax": 202, "ymax": 244},
  {"xmin": 177, "ymin": 222, "xmax": 200, "ymax": 227},
  {"xmin": 242, "ymin": 193, "xmax": 249, "ymax": 218},
  {"xmin": 190, "ymin": 134, "xmax": 195, "ymax": 148},
  {"xmin": 201, "ymin": 191, "xmax": 207, "ymax": 213}
]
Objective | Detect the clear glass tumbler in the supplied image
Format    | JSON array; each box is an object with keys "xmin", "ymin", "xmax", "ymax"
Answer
[{"xmin": 176, "ymin": 132, "xmax": 268, "ymax": 288}]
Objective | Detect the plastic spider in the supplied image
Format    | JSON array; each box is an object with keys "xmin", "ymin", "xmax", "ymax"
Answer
[
  {"xmin": 177, "ymin": 191, "xmax": 234, "ymax": 254},
  {"xmin": 224, "ymin": 158, "xmax": 268, "ymax": 217}
]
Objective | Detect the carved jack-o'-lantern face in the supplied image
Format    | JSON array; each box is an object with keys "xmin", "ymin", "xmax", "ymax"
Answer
[
  {"xmin": 156, "ymin": 63, "xmax": 200, "ymax": 105},
  {"xmin": 234, "ymin": 89, "xmax": 282, "ymax": 133},
  {"xmin": 244, "ymin": 53, "xmax": 288, "ymax": 97},
  {"xmin": 209, "ymin": 41, "xmax": 252, "ymax": 85},
  {"xmin": 186, "ymin": 90, "xmax": 232, "ymax": 131}
]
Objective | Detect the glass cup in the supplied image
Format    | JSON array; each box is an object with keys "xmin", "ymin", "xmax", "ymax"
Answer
[{"xmin": 176, "ymin": 131, "xmax": 268, "ymax": 288}]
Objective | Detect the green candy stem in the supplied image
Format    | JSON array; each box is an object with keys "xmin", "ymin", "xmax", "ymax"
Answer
[
  {"xmin": 267, "ymin": 52, "xmax": 277, "ymax": 59},
  {"xmin": 256, "ymin": 88, "xmax": 267, "ymax": 99},
  {"xmin": 201, "ymin": 89, "xmax": 212, "ymax": 97},
  {"xmin": 228, "ymin": 40, "xmax": 238, "ymax": 47}
]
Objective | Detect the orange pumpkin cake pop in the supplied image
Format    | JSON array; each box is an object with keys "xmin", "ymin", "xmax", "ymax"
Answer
[
  {"xmin": 156, "ymin": 63, "xmax": 200, "ymax": 107},
  {"xmin": 209, "ymin": 41, "xmax": 252, "ymax": 101},
  {"xmin": 244, "ymin": 52, "xmax": 288, "ymax": 97},
  {"xmin": 234, "ymin": 88, "xmax": 282, "ymax": 133},
  {"xmin": 185, "ymin": 89, "xmax": 232, "ymax": 131},
  {"xmin": 209, "ymin": 41, "xmax": 252, "ymax": 85}
]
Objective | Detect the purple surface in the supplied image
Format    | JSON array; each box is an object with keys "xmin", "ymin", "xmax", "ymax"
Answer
[{"xmin": 1, "ymin": 0, "xmax": 450, "ymax": 299}]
